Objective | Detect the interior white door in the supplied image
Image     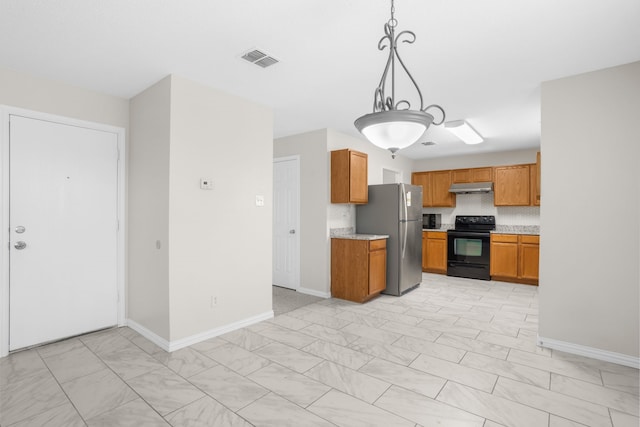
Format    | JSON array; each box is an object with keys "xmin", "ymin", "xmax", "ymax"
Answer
[
  {"xmin": 9, "ymin": 115, "xmax": 119, "ymax": 351},
  {"xmin": 273, "ymin": 157, "xmax": 299, "ymax": 290}
]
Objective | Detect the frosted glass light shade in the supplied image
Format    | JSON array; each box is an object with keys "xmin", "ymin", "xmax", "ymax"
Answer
[
  {"xmin": 355, "ymin": 110, "xmax": 434, "ymax": 151},
  {"xmin": 445, "ymin": 120, "xmax": 483, "ymax": 144}
]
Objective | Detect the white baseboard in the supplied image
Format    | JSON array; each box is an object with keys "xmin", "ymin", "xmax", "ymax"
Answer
[
  {"xmin": 297, "ymin": 287, "xmax": 331, "ymax": 299},
  {"xmin": 126, "ymin": 319, "xmax": 171, "ymax": 351},
  {"xmin": 127, "ymin": 310, "xmax": 274, "ymax": 353},
  {"xmin": 537, "ymin": 335, "xmax": 639, "ymax": 369}
]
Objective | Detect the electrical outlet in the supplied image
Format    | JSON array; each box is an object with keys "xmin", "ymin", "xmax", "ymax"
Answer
[
  {"xmin": 210, "ymin": 296, "xmax": 217, "ymax": 308},
  {"xmin": 255, "ymin": 195, "xmax": 265, "ymax": 207}
]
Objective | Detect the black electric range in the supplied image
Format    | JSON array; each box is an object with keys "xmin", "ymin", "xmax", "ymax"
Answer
[{"xmin": 447, "ymin": 215, "xmax": 496, "ymax": 280}]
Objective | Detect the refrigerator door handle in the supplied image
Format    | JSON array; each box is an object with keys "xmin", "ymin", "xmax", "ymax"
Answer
[
  {"xmin": 402, "ymin": 219, "xmax": 408, "ymax": 260},
  {"xmin": 400, "ymin": 183, "xmax": 408, "ymax": 260}
]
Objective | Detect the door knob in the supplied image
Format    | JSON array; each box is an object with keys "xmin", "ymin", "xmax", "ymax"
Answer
[
  {"xmin": 15, "ymin": 226, "xmax": 26, "ymax": 234},
  {"xmin": 289, "ymin": 229, "xmax": 296, "ymax": 234},
  {"xmin": 14, "ymin": 241, "xmax": 27, "ymax": 250}
]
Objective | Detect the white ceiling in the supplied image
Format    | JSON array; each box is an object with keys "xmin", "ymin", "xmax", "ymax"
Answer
[{"xmin": 1, "ymin": 0, "xmax": 639, "ymax": 159}]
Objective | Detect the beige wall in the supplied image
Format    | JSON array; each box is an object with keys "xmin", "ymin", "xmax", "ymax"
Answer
[
  {"xmin": 412, "ymin": 148, "xmax": 538, "ymax": 172},
  {"xmin": 0, "ymin": 67, "xmax": 129, "ymax": 129},
  {"xmin": 539, "ymin": 62, "xmax": 640, "ymax": 359},
  {"xmin": 128, "ymin": 77, "xmax": 172, "ymax": 340},
  {"xmin": 274, "ymin": 130, "xmax": 329, "ymax": 296},
  {"xmin": 274, "ymin": 129, "xmax": 414, "ymax": 297},
  {"xmin": 168, "ymin": 76, "xmax": 273, "ymax": 340}
]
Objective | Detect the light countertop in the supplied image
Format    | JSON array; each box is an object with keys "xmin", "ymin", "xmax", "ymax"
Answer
[{"xmin": 331, "ymin": 234, "xmax": 389, "ymax": 241}]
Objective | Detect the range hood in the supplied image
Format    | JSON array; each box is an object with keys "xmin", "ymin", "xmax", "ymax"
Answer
[{"xmin": 449, "ymin": 181, "xmax": 494, "ymax": 194}]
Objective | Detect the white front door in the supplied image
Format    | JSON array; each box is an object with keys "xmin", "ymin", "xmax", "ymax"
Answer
[
  {"xmin": 273, "ymin": 157, "xmax": 299, "ymax": 290},
  {"xmin": 9, "ymin": 115, "xmax": 119, "ymax": 351}
]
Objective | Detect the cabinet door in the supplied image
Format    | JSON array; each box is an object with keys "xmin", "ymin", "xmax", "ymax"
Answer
[
  {"xmin": 430, "ymin": 170, "xmax": 456, "ymax": 207},
  {"xmin": 532, "ymin": 152, "xmax": 541, "ymax": 206},
  {"xmin": 519, "ymin": 243, "xmax": 539, "ymax": 281},
  {"xmin": 422, "ymin": 231, "xmax": 428, "ymax": 271},
  {"xmin": 494, "ymin": 165, "xmax": 531, "ymax": 206},
  {"xmin": 490, "ymin": 242, "xmax": 519, "ymax": 278},
  {"xmin": 369, "ymin": 247, "xmax": 387, "ymax": 295},
  {"xmin": 471, "ymin": 167, "xmax": 493, "ymax": 182},
  {"xmin": 349, "ymin": 151, "xmax": 368, "ymax": 204},
  {"xmin": 331, "ymin": 239, "xmax": 369, "ymax": 301},
  {"xmin": 451, "ymin": 169, "xmax": 470, "ymax": 183},
  {"xmin": 518, "ymin": 235, "xmax": 539, "ymax": 282},
  {"xmin": 529, "ymin": 163, "xmax": 539, "ymax": 206},
  {"xmin": 331, "ymin": 150, "xmax": 368, "ymax": 204},
  {"xmin": 412, "ymin": 173, "xmax": 431, "ymax": 207},
  {"xmin": 425, "ymin": 234, "xmax": 447, "ymax": 273}
]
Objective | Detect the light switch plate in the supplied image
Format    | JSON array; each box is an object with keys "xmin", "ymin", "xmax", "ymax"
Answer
[
  {"xmin": 255, "ymin": 195, "xmax": 265, "ymax": 207},
  {"xmin": 200, "ymin": 178, "xmax": 213, "ymax": 190}
]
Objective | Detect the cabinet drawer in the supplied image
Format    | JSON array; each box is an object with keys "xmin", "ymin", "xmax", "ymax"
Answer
[
  {"xmin": 425, "ymin": 231, "xmax": 446, "ymax": 240},
  {"xmin": 491, "ymin": 234, "xmax": 518, "ymax": 243},
  {"xmin": 520, "ymin": 235, "xmax": 540, "ymax": 244},
  {"xmin": 369, "ymin": 239, "xmax": 387, "ymax": 251}
]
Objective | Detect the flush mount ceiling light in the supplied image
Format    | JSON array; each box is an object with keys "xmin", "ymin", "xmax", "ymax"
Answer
[
  {"xmin": 445, "ymin": 120, "xmax": 484, "ymax": 144},
  {"xmin": 355, "ymin": 0, "xmax": 445, "ymax": 159}
]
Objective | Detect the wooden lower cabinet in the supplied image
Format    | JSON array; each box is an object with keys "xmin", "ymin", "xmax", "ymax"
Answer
[
  {"xmin": 490, "ymin": 234, "xmax": 539, "ymax": 285},
  {"xmin": 422, "ymin": 231, "xmax": 447, "ymax": 274},
  {"xmin": 331, "ymin": 238, "xmax": 387, "ymax": 303}
]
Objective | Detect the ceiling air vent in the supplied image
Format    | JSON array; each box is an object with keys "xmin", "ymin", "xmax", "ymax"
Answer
[{"xmin": 241, "ymin": 49, "xmax": 279, "ymax": 68}]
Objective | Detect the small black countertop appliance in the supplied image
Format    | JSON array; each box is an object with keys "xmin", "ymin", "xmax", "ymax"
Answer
[
  {"xmin": 447, "ymin": 215, "xmax": 496, "ymax": 280},
  {"xmin": 423, "ymin": 213, "xmax": 441, "ymax": 229}
]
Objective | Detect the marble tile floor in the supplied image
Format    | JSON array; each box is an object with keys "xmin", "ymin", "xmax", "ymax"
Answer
[
  {"xmin": 272, "ymin": 285, "xmax": 323, "ymax": 316},
  {"xmin": 1, "ymin": 274, "xmax": 638, "ymax": 427}
]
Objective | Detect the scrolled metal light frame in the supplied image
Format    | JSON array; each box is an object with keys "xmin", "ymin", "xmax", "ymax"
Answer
[{"xmin": 355, "ymin": 0, "xmax": 445, "ymax": 158}]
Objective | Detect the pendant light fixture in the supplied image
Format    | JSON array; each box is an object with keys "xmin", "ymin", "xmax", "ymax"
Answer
[{"xmin": 355, "ymin": 0, "xmax": 445, "ymax": 158}]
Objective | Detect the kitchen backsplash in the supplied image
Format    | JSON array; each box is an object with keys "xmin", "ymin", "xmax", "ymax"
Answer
[
  {"xmin": 328, "ymin": 192, "xmax": 539, "ymax": 235},
  {"xmin": 423, "ymin": 193, "xmax": 540, "ymax": 226}
]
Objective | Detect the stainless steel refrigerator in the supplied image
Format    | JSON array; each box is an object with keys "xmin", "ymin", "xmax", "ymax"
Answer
[{"xmin": 356, "ymin": 183, "xmax": 423, "ymax": 296}]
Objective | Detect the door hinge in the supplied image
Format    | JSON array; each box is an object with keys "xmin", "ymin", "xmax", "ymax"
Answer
[
  {"xmin": 117, "ymin": 148, "xmax": 120, "ymax": 161},
  {"xmin": 116, "ymin": 219, "xmax": 120, "ymax": 231}
]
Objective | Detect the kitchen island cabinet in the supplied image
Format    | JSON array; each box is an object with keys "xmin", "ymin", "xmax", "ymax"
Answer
[
  {"xmin": 490, "ymin": 233, "xmax": 539, "ymax": 285},
  {"xmin": 331, "ymin": 149, "xmax": 368, "ymax": 204},
  {"xmin": 331, "ymin": 237, "xmax": 387, "ymax": 303},
  {"xmin": 422, "ymin": 231, "xmax": 447, "ymax": 274}
]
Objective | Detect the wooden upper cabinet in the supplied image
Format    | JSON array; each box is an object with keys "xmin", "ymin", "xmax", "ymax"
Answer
[
  {"xmin": 412, "ymin": 171, "xmax": 455, "ymax": 207},
  {"xmin": 430, "ymin": 170, "xmax": 456, "ymax": 207},
  {"xmin": 451, "ymin": 169, "xmax": 470, "ymax": 183},
  {"xmin": 493, "ymin": 165, "xmax": 531, "ymax": 206},
  {"xmin": 452, "ymin": 167, "xmax": 493, "ymax": 183},
  {"xmin": 532, "ymin": 152, "xmax": 541, "ymax": 206},
  {"xmin": 331, "ymin": 149, "xmax": 368, "ymax": 204},
  {"xmin": 411, "ymin": 172, "xmax": 432, "ymax": 207}
]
